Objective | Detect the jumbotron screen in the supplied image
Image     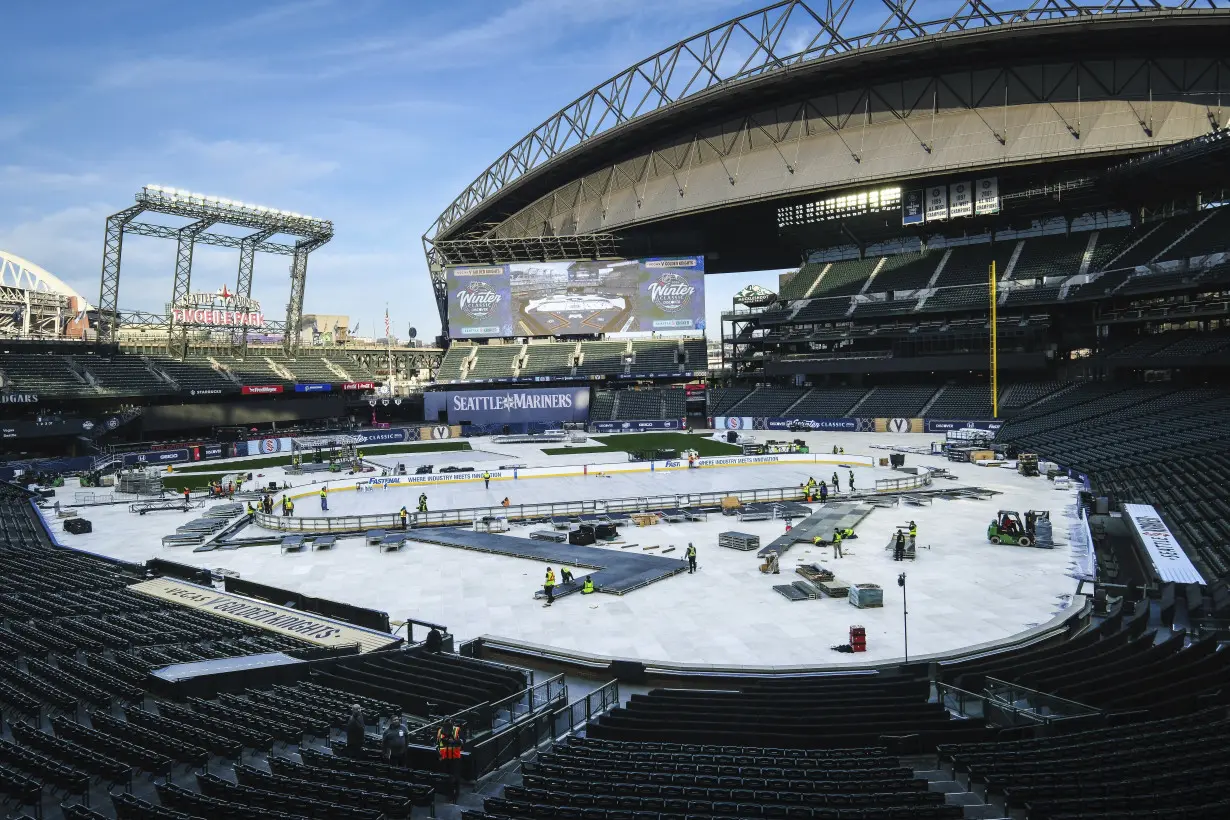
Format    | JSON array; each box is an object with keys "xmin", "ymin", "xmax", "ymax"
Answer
[{"xmin": 445, "ymin": 257, "xmax": 705, "ymax": 339}]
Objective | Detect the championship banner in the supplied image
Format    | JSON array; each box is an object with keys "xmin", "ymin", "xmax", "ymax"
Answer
[
  {"xmin": 901, "ymin": 190, "xmax": 924, "ymax": 225},
  {"xmin": 1122, "ymin": 504, "xmax": 1205, "ymax": 585},
  {"xmin": 925, "ymin": 185, "xmax": 949, "ymax": 222},
  {"xmin": 129, "ymin": 579, "xmax": 399, "ymax": 652},
  {"xmin": 975, "ymin": 177, "xmax": 1000, "ymax": 215},
  {"xmin": 948, "ymin": 181, "xmax": 973, "ymax": 218},
  {"xmin": 874, "ymin": 417, "xmax": 924, "ymax": 434}
]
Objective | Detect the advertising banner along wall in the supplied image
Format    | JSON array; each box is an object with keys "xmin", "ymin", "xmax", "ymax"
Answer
[
  {"xmin": 1122, "ymin": 503, "xmax": 1206, "ymax": 585},
  {"xmin": 129, "ymin": 579, "xmax": 398, "ymax": 652},
  {"xmin": 425, "ymin": 387, "xmax": 590, "ymax": 425},
  {"xmin": 446, "ymin": 256, "xmax": 705, "ymax": 339}
]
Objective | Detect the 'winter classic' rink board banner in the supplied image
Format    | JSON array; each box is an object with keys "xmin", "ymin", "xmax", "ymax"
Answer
[
  {"xmin": 446, "ymin": 257, "xmax": 706, "ymax": 339},
  {"xmin": 425, "ymin": 387, "xmax": 590, "ymax": 425},
  {"xmin": 240, "ymin": 426, "xmax": 462, "ymax": 456}
]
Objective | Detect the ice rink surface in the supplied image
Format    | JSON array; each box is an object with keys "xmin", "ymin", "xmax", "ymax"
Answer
[{"xmin": 54, "ymin": 431, "xmax": 1081, "ymax": 669}]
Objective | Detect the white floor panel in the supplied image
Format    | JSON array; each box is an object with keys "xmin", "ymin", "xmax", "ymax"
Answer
[{"xmin": 53, "ymin": 431, "xmax": 1080, "ymax": 669}]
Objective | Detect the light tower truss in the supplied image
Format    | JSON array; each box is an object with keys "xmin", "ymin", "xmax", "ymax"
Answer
[{"xmin": 97, "ymin": 186, "xmax": 333, "ymax": 355}]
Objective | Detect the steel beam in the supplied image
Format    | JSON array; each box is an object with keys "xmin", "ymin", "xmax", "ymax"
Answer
[
  {"xmin": 424, "ymin": 0, "xmax": 1230, "ymax": 246},
  {"xmin": 97, "ymin": 204, "xmax": 145, "ymax": 344},
  {"xmin": 167, "ymin": 219, "xmax": 216, "ymax": 354},
  {"xmin": 283, "ymin": 235, "xmax": 331, "ymax": 354},
  {"xmin": 124, "ymin": 222, "xmax": 297, "ymax": 255},
  {"xmin": 235, "ymin": 228, "xmax": 279, "ymax": 356}
]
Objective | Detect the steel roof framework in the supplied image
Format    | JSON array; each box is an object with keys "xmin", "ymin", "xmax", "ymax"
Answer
[
  {"xmin": 424, "ymin": 0, "xmax": 1228, "ymax": 252},
  {"xmin": 421, "ymin": 0, "xmax": 1230, "ymax": 336}
]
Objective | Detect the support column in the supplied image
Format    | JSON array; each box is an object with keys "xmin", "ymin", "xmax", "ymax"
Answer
[
  {"xmin": 97, "ymin": 204, "xmax": 145, "ymax": 345},
  {"xmin": 284, "ymin": 235, "xmax": 328, "ymax": 355},
  {"xmin": 234, "ymin": 227, "xmax": 278, "ymax": 357},
  {"xmin": 167, "ymin": 219, "xmax": 217, "ymax": 355}
]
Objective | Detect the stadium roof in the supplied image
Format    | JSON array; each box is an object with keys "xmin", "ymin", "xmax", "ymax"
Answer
[
  {"xmin": 425, "ymin": 0, "xmax": 1230, "ymax": 252},
  {"xmin": 0, "ymin": 250, "xmax": 91, "ymax": 307}
]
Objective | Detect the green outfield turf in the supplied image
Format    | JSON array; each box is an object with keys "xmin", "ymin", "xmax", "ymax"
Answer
[{"xmin": 593, "ymin": 432, "xmax": 741, "ymax": 457}]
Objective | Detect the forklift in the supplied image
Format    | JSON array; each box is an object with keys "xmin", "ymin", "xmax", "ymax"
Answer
[{"xmin": 988, "ymin": 510, "xmax": 1035, "ymax": 547}]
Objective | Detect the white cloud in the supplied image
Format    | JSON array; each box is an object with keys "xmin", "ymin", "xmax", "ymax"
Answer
[{"xmin": 0, "ymin": 166, "xmax": 104, "ymax": 190}]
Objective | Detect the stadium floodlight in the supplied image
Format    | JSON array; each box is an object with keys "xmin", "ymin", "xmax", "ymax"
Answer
[{"xmin": 135, "ymin": 186, "xmax": 334, "ymax": 234}]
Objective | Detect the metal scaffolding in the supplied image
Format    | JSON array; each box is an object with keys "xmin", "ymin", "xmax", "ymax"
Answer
[{"xmin": 97, "ymin": 186, "xmax": 333, "ymax": 354}]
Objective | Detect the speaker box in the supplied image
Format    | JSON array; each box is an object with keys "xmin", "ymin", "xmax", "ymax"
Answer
[
  {"xmin": 64, "ymin": 518, "xmax": 92, "ymax": 534},
  {"xmin": 568, "ymin": 527, "xmax": 596, "ymax": 546},
  {"xmin": 594, "ymin": 523, "xmax": 618, "ymax": 540},
  {"xmin": 726, "ymin": 431, "xmax": 738, "ymax": 443}
]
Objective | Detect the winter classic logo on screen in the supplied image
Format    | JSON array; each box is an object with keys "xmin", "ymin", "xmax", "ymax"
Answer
[
  {"xmin": 456, "ymin": 281, "xmax": 502, "ymax": 319},
  {"xmin": 648, "ymin": 272, "xmax": 696, "ymax": 313}
]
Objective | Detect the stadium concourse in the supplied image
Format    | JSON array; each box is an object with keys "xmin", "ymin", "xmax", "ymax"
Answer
[{"xmin": 53, "ymin": 430, "xmax": 1077, "ymax": 669}]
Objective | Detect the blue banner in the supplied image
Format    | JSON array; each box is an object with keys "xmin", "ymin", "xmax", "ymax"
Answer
[
  {"xmin": 426, "ymin": 387, "xmax": 590, "ymax": 425},
  {"xmin": 590, "ymin": 419, "xmax": 682, "ymax": 433},
  {"xmin": 294, "ymin": 383, "xmax": 333, "ymax": 393},
  {"xmin": 923, "ymin": 419, "xmax": 1003, "ymax": 433},
  {"xmin": 902, "ymin": 189, "xmax": 924, "ymax": 225},
  {"xmin": 352, "ymin": 428, "xmax": 410, "ymax": 445},
  {"xmin": 122, "ymin": 448, "xmax": 190, "ymax": 467},
  {"xmin": 764, "ymin": 417, "xmax": 861, "ymax": 432}
]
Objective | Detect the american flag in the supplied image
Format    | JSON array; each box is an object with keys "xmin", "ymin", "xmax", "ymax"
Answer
[{"xmin": 384, "ymin": 307, "xmax": 391, "ymax": 340}]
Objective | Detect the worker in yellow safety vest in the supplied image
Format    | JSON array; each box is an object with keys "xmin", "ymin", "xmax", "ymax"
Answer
[
  {"xmin": 582, "ymin": 577, "xmax": 595, "ymax": 594},
  {"xmin": 832, "ymin": 528, "xmax": 844, "ymax": 558},
  {"xmin": 543, "ymin": 568, "xmax": 557, "ymax": 606}
]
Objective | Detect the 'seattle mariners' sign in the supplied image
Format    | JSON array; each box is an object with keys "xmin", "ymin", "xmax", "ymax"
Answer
[
  {"xmin": 1122, "ymin": 503, "xmax": 1205, "ymax": 585},
  {"xmin": 129, "ymin": 579, "xmax": 399, "ymax": 652}
]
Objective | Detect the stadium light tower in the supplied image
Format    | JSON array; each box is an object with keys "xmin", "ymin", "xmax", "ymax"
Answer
[{"xmin": 98, "ymin": 186, "xmax": 333, "ymax": 355}]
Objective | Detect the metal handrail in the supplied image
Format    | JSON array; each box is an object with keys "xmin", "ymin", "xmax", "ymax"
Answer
[
  {"xmin": 983, "ymin": 676, "xmax": 1102, "ymax": 717},
  {"xmin": 409, "ymin": 673, "xmax": 567, "ymax": 743},
  {"xmin": 252, "ymin": 483, "xmax": 817, "ymax": 534}
]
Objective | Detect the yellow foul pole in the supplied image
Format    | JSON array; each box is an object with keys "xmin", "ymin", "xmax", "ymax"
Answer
[{"xmin": 990, "ymin": 260, "xmax": 999, "ymax": 419}]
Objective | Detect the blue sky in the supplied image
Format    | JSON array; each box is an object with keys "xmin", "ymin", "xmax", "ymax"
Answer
[{"xmin": 0, "ymin": 0, "xmax": 929, "ymax": 342}]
